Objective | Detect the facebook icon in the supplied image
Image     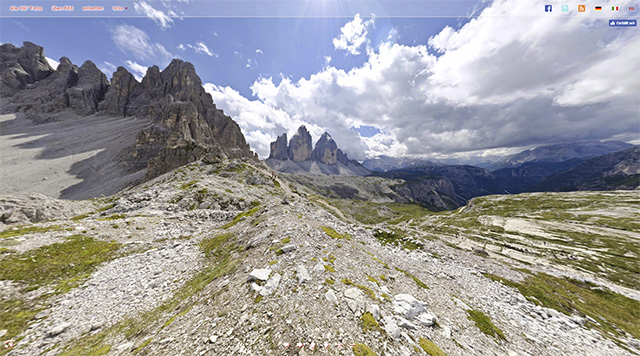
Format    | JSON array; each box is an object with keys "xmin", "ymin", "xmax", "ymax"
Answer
[{"xmin": 545, "ymin": 4, "xmax": 553, "ymax": 12}]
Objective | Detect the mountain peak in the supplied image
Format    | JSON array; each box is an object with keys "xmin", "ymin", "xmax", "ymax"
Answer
[
  {"xmin": 287, "ymin": 125, "xmax": 313, "ymax": 162},
  {"xmin": 266, "ymin": 126, "xmax": 369, "ymax": 176}
]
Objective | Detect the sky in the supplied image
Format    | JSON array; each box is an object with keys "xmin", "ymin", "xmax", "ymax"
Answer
[{"xmin": 1, "ymin": 0, "xmax": 639, "ymax": 161}]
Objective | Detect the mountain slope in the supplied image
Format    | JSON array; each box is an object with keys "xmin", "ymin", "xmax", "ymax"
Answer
[
  {"xmin": 0, "ymin": 158, "xmax": 638, "ymax": 356},
  {"xmin": 534, "ymin": 146, "xmax": 640, "ymax": 192}
]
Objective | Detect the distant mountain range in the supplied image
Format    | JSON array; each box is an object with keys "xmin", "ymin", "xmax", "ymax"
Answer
[
  {"xmin": 361, "ymin": 156, "xmax": 438, "ymax": 172},
  {"xmin": 492, "ymin": 140, "xmax": 633, "ymax": 169},
  {"xmin": 371, "ymin": 143, "xmax": 639, "ymax": 208},
  {"xmin": 264, "ymin": 126, "xmax": 370, "ymax": 176},
  {"xmin": 534, "ymin": 146, "xmax": 640, "ymax": 192}
]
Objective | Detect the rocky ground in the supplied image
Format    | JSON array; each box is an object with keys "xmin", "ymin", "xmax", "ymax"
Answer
[{"xmin": 0, "ymin": 158, "xmax": 638, "ymax": 356}]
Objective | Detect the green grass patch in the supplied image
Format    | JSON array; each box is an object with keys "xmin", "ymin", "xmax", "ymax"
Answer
[
  {"xmin": 361, "ymin": 312, "xmax": 383, "ymax": 333},
  {"xmin": 395, "ymin": 267, "xmax": 429, "ymax": 289},
  {"xmin": 280, "ymin": 236, "xmax": 291, "ymax": 244},
  {"xmin": 484, "ymin": 272, "xmax": 640, "ymax": 341},
  {"xmin": 199, "ymin": 232, "xmax": 235, "ymax": 258},
  {"xmin": 0, "ymin": 235, "xmax": 120, "ymax": 290},
  {"xmin": 221, "ymin": 206, "xmax": 260, "ymax": 229},
  {"xmin": 466, "ymin": 309, "xmax": 506, "ymax": 341},
  {"xmin": 342, "ymin": 278, "xmax": 354, "ymax": 286},
  {"xmin": 352, "ymin": 343, "xmax": 378, "ymax": 356},
  {"xmin": 96, "ymin": 214, "xmax": 126, "ymax": 221},
  {"xmin": 179, "ymin": 180, "xmax": 199, "ymax": 190},
  {"xmin": 324, "ymin": 264, "xmax": 336, "ymax": 273},
  {"xmin": 0, "ymin": 224, "xmax": 62, "ymax": 239},
  {"xmin": 0, "ymin": 299, "xmax": 42, "ymax": 345},
  {"xmin": 357, "ymin": 284, "xmax": 376, "ymax": 300},
  {"xmin": 325, "ymin": 278, "xmax": 335, "ymax": 285},
  {"xmin": 320, "ymin": 226, "xmax": 350, "ymax": 240},
  {"xmin": 419, "ymin": 337, "xmax": 447, "ymax": 356}
]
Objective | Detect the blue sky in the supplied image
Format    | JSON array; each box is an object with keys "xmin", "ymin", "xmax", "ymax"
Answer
[
  {"xmin": 1, "ymin": 0, "xmax": 639, "ymax": 160},
  {"xmin": 1, "ymin": 16, "xmax": 457, "ymax": 97}
]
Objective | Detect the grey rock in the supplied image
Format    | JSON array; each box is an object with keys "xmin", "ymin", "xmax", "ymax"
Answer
[
  {"xmin": 393, "ymin": 294, "xmax": 428, "ymax": 320},
  {"xmin": 325, "ymin": 289, "xmax": 338, "ymax": 306},
  {"xmin": 296, "ymin": 265, "xmax": 311, "ymax": 283},
  {"xmin": 383, "ymin": 316, "xmax": 401, "ymax": 338},
  {"xmin": 397, "ymin": 317, "xmax": 418, "ymax": 330},
  {"xmin": 116, "ymin": 341, "xmax": 135, "ymax": 352},
  {"xmin": 248, "ymin": 268, "xmax": 271, "ymax": 281},
  {"xmin": 366, "ymin": 304, "xmax": 381, "ymax": 320},
  {"xmin": 281, "ymin": 244, "xmax": 297, "ymax": 253},
  {"xmin": 415, "ymin": 312, "xmax": 437, "ymax": 326},
  {"xmin": 344, "ymin": 287, "xmax": 365, "ymax": 314},
  {"xmin": 47, "ymin": 322, "xmax": 71, "ymax": 337},
  {"xmin": 0, "ymin": 330, "xmax": 6, "ymax": 338},
  {"xmin": 260, "ymin": 273, "xmax": 281, "ymax": 296}
]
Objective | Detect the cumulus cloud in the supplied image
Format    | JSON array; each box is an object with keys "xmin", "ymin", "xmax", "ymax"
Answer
[
  {"xmin": 111, "ymin": 24, "xmax": 174, "ymax": 67},
  {"xmin": 333, "ymin": 13, "xmax": 375, "ymax": 55},
  {"xmin": 210, "ymin": 0, "xmax": 639, "ymax": 160},
  {"xmin": 203, "ymin": 83, "xmax": 325, "ymax": 158},
  {"xmin": 133, "ymin": 1, "xmax": 174, "ymax": 29}
]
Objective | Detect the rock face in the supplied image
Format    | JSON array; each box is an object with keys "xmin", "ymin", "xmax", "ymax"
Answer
[
  {"xmin": 0, "ymin": 42, "xmax": 54, "ymax": 96},
  {"xmin": 67, "ymin": 61, "xmax": 109, "ymax": 115},
  {"xmin": 288, "ymin": 126, "xmax": 313, "ymax": 162},
  {"xmin": 312, "ymin": 133, "xmax": 338, "ymax": 164},
  {"xmin": 1, "ymin": 42, "xmax": 256, "ymax": 190},
  {"xmin": 107, "ymin": 59, "xmax": 256, "ymax": 178},
  {"xmin": 268, "ymin": 133, "xmax": 288, "ymax": 160},
  {"xmin": 266, "ymin": 126, "xmax": 370, "ymax": 176}
]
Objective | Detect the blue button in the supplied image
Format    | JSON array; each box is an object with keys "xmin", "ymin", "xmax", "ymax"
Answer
[{"xmin": 609, "ymin": 19, "xmax": 637, "ymax": 26}]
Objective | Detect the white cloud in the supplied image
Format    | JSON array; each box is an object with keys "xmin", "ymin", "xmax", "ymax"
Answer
[
  {"xmin": 125, "ymin": 60, "xmax": 148, "ymax": 81},
  {"xmin": 177, "ymin": 43, "xmax": 186, "ymax": 51},
  {"xmin": 323, "ymin": 56, "xmax": 332, "ymax": 66},
  {"xmin": 190, "ymin": 41, "xmax": 216, "ymax": 57},
  {"xmin": 98, "ymin": 61, "xmax": 117, "ymax": 77},
  {"xmin": 111, "ymin": 24, "xmax": 174, "ymax": 67},
  {"xmin": 204, "ymin": 83, "xmax": 323, "ymax": 158},
  {"xmin": 134, "ymin": 1, "xmax": 174, "ymax": 29},
  {"xmin": 210, "ymin": 0, "xmax": 639, "ymax": 160},
  {"xmin": 45, "ymin": 57, "xmax": 59, "ymax": 70},
  {"xmin": 333, "ymin": 13, "xmax": 375, "ymax": 55},
  {"xmin": 256, "ymin": 49, "xmax": 263, "ymax": 55}
]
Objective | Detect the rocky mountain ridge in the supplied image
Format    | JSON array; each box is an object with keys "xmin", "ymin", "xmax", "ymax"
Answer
[
  {"xmin": 534, "ymin": 146, "xmax": 640, "ymax": 192},
  {"xmin": 493, "ymin": 140, "xmax": 633, "ymax": 169},
  {"xmin": 265, "ymin": 126, "xmax": 370, "ymax": 176},
  {"xmin": 0, "ymin": 41, "xmax": 255, "ymax": 198}
]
